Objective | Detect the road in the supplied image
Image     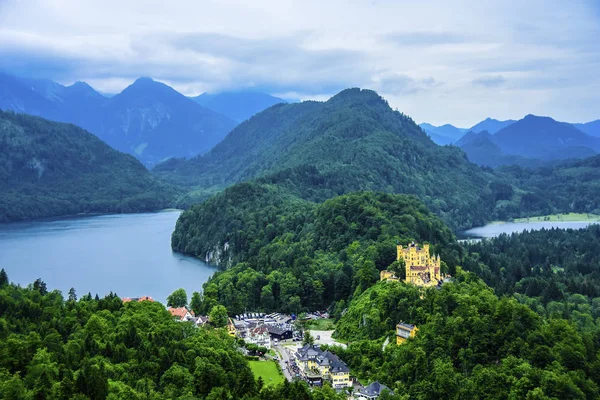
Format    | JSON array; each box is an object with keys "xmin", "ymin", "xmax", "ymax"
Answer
[
  {"xmin": 308, "ymin": 330, "xmax": 347, "ymax": 348},
  {"xmin": 273, "ymin": 343, "xmax": 294, "ymax": 381}
]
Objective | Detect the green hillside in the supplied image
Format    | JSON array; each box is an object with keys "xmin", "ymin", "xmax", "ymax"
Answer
[
  {"xmin": 172, "ymin": 187, "xmax": 457, "ymax": 315},
  {"xmin": 332, "ymin": 274, "xmax": 600, "ymax": 399},
  {"xmin": 0, "ymin": 111, "xmax": 175, "ymax": 222},
  {"xmin": 157, "ymin": 88, "xmax": 507, "ymax": 230}
]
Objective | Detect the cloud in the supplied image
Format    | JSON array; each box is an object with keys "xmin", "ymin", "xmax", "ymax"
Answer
[
  {"xmin": 0, "ymin": 0, "xmax": 599, "ymax": 126},
  {"xmin": 472, "ymin": 75, "xmax": 506, "ymax": 87},
  {"xmin": 385, "ymin": 31, "xmax": 469, "ymax": 46}
]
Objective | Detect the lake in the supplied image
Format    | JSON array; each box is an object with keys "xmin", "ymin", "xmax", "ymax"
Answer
[
  {"xmin": 0, "ymin": 211, "xmax": 215, "ymax": 303},
  {"xmin": 461, "ymin": 220, "xmax": 600, "ymax": 239}
]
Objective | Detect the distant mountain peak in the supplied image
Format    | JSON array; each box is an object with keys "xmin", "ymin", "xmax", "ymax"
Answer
[{"xmin": 133, "ymin": 77, "xmax": 155, "ymax": 84}]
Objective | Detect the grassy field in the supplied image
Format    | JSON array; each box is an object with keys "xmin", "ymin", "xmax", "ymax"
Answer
[
  {"xmin": 513, "ymin": 213, "xmax": 600, "ymax": 223},
  {"xmin": 248, "ymin": 360, "xmax": 284, "ymax": 386},
  {"xmin": 306, "ymin": 318, "xmax": 336, "ymax": 330}
]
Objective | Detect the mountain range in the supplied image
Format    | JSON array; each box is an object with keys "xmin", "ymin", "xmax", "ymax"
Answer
[
  {"xmin": 0, "ymin": 110, "xmax": 174, "ymax": 222},
  {"xmin": 156, "ymin": 88, "xmax": 507, "ymax": 230},
  {"xmin": 0, "ymin": 73, "xmax": 286, "ymax": 165},
  {"xmin": 456, "ymin": 115, "xmax": 600, "ymax": 167}
]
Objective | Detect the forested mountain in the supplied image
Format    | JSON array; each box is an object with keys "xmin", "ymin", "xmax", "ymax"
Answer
[
  {"xmin": 0, "ymin": 111, "xmax": 175, "ymax": 222},
  {"xmin": 191, "ymin": 91, "xmax": 286, "ymax": 122},
  {"xmin": 0, "ymin": 272, "xmax": 345, "ymax": 399},
  {"xmin": 173, "ymin": 188, "xmax": 457, "ymax": 315},
  {"xmin": 418, "ymin": 122, "xmax": 467, "ymax": 144},
  {"xmin": 0, "ymin": 73, "xmax": 237, "ymax": 165},
  {"xmin": 331, "ymin": 273, "xmax": 600, "ymax": 399},
  {"xmin": 493, "ymin": 114, "xmax": 599, "ymax": 160},
  {"xmin": 157, "ymin": 88, "xmax": 508, "ymax": 230},
  {"xmin": 573, "ymin": 119, "xmax": 600, "ymax": 138},
  {"xmin": 469, "ymin": 117, "xmax": 516, "ymax": 134}
]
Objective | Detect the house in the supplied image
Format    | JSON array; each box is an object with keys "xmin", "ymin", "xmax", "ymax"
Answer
[
  {"xmin": 267, "ymin": 325, "xmax": 293, "ymax": 341},
  {"xmin": 122, "ymin": 296, "xmax": 154, "ymax": 303},
  {"xmin": 379, "ymin": 270, "xmax": 399, "ymax": 282},
  {"xmin": 227, "ymin": 318, "xmax": 237, "ymax": 337},
  {"xmin": 396, "ymin": 322, "xmax": 418, "ymax": 345},
  {"xmin": 245, "ymin": 325, "xmax": 271, "ymax": 349},
  {"xmin": 295, "ymin": 344, "xmax": 351, "ymax": 388},
  {"xmin": 168, "ymin": 307, "xmax": 193, "ymax": 321},
  {"xmin": 194, "ymin": 315, "xmax": 209, "ymax": 327},
  {"xmin": 355, "ymin": 381, "xmax": 394, "ymax": 399}
]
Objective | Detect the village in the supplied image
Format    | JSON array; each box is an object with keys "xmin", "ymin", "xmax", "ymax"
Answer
[{"xmin": 122, "ymin": 242, "xmax": 439, "ymax": 399}]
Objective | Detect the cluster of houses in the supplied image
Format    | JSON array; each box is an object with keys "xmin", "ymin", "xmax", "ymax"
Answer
[{"xmin": 229, "ymin": 312, "xmax": 298, "ymax": 347}]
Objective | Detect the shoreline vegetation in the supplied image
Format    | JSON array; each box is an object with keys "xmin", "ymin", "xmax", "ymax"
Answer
[{"xmin": 489, "ymin": 212, "xmax": 600, "ymax": 225}]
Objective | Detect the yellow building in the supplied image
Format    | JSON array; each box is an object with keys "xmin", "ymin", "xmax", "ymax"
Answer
[
  {"xmin": 397, "ymin": 242, "xmax": 441, "ymax": 287},
  {"xmin": 227, "ymin": 318, "xmax": 236, "ymax": 337},
  {"xmin": 380, "ymin": 270, "xmax": 399, "ymax": 282},
  {"xmin": 396, "ymin": 322, "xmax": 418, "ymax": 345},
  {"xmin": 295, "ymin": 345, "xmax": 352, "ymax": 388}
]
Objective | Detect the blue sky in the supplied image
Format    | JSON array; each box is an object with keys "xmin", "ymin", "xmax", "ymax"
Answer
[{"xmin": 0, "ymin": 0, "xmax": 599, "ymax": 126}]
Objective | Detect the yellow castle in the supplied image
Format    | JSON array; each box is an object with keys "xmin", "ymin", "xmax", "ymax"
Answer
[{"xmin": 397, "ymin": 242, "xmax": 441, "ymax": 287}]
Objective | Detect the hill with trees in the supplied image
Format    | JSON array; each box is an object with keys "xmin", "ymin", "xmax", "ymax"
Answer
[
  {"xmin": 0, "ymin": 271, "xmax": 346, "ymax": 399},
  {"xmin": 157, "ymin": 88, "xmax": 511, "ymax": 230},
  {"xmin": 0, "ymin": 111, "xmax": 175, "ymax": 222},
  {"xmin": 331, "ymin": 272, "xmax": 600, "ymax": 399},
  {"xmin": 172, "ymin": 187, "xmax": 458, "ymax": 315}
]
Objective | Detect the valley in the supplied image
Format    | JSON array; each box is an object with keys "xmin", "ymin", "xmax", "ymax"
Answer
[{"xmin": 2, "ymin": 70, "xmax": 600, "ymax": 400}]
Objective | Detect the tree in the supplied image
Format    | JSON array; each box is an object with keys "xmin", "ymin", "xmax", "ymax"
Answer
[
  {"xmin": 33, "ymin": 278, "xmax": 48, "ymax": 295},
  {"xmin": 302, "ymin": 331, "xmax": 315, "ymax": 346},
  {"xmin": 209, "ymin": 305, "xmax": 229, "ymax": 328},
  {"xmin": 167, "ymin": 288, "xmax": 188, "ymax": 308},
  {"xmin": 0, "ymin": 268, "xmax": 8, "ymax": 287},
  {"xmin": 190, "ymin": 291, "xmax": 203, "ymax": 315},
  {"xmin": 68, "ymin": 287, "xmax": 77, "ymax": 302}
]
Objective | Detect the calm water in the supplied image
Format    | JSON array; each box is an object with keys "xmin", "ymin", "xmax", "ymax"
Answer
[
  {"xmin": 0, "ymin": 211, "xmax": 215, "ymax": 303},
  {"xmin": 461, "ymin": 220, "xmax": 599, "ymax": 239}
]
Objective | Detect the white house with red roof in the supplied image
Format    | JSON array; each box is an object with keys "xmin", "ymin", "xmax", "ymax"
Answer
[{"xmin": 168, "ymin": 307, "xmax": 194, "ymax": 322}]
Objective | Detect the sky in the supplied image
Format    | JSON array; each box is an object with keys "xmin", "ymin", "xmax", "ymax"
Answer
[{"xmin": 0, "ymin": 0, "xmax": 599, "ymax": 127}]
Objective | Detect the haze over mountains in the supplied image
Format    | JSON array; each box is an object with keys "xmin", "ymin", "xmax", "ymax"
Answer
[
  {"xmin": 455, "ymin": 115, "xmax": 600, "ymax": 167},
  {"xmin": 191, "ymin": 91, "xmax": 286, "ymax": 122},
  {"xmin": 0, "ymin": 73, "xmax": 284, "ymax": 165}
]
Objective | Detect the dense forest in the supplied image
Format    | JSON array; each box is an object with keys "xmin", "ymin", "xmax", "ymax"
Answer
[
  {"xmin": 173, "ymin": 186, "xmax": 458, "ymax": 316},
  {"xmin": 0, "ymin": 271, "xmax": 347, "ymax": 400},
  {"xmin": 331, "ymin": 272, "xmax": 600, "ymax": 399},
  {"xmin": 0, "ymin": 111, "xmax": 176, "ymax": 222},
  {"xmin": 157, "ymin": 88, "xmax": 515, "ymax": 230},
  {"xmin": 460, "ymin": 225, "xmax": 600, "ymax": 301},
  {"xmin": 496, "ymin": 156, "xmax": 600, "ymax": 217}
]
